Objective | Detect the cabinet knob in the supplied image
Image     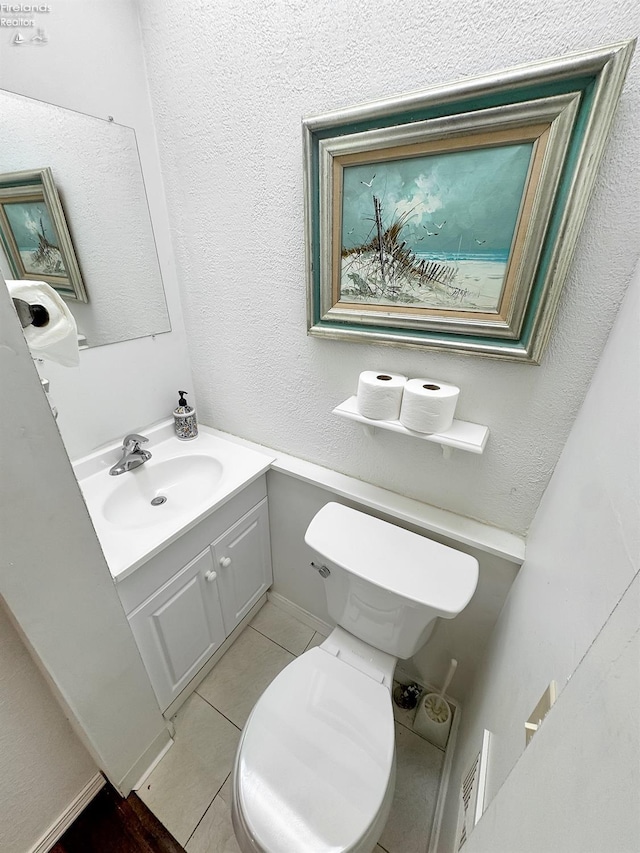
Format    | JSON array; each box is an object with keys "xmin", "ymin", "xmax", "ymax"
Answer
[
  {"xmin": 219, "ymin": 556, "xmax": 232, "ymax": 568},
  {"xmin": 204, "ymin": 570, "xmax": 218, "ymax": 583}
]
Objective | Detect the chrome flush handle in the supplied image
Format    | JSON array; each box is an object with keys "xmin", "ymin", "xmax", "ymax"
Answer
[{"xmin": 310, "ymin": 561, "xmax": 330, "ymax": 578}]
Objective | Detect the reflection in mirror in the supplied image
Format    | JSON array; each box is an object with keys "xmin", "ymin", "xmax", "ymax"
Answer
[
  {"xmin": 0, "ymin": 166, "xmax": 89, "ymax": 302},
  {"xmin": 0, "ymin": 90, "xmax": 171, "ymax": 347}
]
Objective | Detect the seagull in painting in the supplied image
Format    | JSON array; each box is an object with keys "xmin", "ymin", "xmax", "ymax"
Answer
[
  {"xmin": 434, "ymin": 220, "xmax": 447, "ymax": 229},
  {"xmin": 475, "ymin": 238, "xmax": 486, "ymax": 245},
  {"xmin": 360, "ymin": 174, "xmax": 376, "ymax": 187},
  {"xmin": 424, "ymin": 229, "xmax": 439, "ymax": 237},
  {"xmin": 347, "ymin": 228, "xmax": 355, "ymax": 235},
  {"xmin": 416, "ymin": 235, "xmax": 425, "ymax": 241}
]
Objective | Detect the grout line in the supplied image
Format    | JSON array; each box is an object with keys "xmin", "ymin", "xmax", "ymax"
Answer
[
  {"xmin": 184, "ymin": 772, "xmax": 231, "ymax": 846},
  {"xmin": 248, "ymin": 623, "xmax": 304, "ymax": 658},
  {"xmin": 303, "ymin": 632, "xmax": 321, "ymax": 652},
  {"xmin": 193, "ymin": 691, "xmax": 243, "ymax": 732}
]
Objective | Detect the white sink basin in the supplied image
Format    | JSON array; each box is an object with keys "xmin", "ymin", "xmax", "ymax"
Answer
[
  {"xmin": 74, "ymin": 421, "xmax": 274, "ymax": 580},
  {"xmin": 102, "ymin": 455, "xmax": 224, "ymax": 529}
]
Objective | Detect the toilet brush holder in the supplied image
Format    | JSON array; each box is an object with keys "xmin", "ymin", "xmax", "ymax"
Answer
[{"xmin": 413, "ymin": 692, "xmax": 453, "ymax": 749}]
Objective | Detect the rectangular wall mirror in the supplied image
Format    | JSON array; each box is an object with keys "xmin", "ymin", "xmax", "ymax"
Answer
[{"xmin": 0, "ymin": 89, "xmax": 171, "ymax": 348}]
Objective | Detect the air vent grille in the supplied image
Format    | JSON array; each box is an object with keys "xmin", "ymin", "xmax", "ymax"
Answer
[{"xmin": 456, "ymin": 730, "xmax": 491, "ymax": 849}]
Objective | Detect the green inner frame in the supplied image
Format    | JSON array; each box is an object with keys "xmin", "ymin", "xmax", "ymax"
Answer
[{"xmin": 309, "ymin": 75, "xmax": 595, "ymax": 353}]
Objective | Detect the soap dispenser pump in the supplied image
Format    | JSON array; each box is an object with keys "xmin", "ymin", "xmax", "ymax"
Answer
[{"xmin": 173, "ymin": 390, "xmax": 198, "ymax": 440}]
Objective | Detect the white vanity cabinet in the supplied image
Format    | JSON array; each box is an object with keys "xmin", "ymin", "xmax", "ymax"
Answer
[
  {"xmin": 213, "ymin": 500, "xmax": 272, "ymax": 635},
  {"xmin": 116, "ymin": 477, "xmax": 272, "ymax": 712},
  {"xmin": 127, "ymin": 547, "xmax": 226, "ymax": 711}
]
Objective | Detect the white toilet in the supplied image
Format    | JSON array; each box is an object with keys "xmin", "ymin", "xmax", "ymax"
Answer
[{"xmin": 232, "ymin": 502, "xmax": 479, "ymax": 853}]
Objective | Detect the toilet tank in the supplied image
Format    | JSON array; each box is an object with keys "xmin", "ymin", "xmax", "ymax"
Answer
[{"xmin": 305, "ymin": 503, "xmax": 479, "ymax": 659}]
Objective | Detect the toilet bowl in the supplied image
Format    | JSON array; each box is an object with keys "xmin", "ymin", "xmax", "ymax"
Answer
[
  {"xmin": 232, "ymin": 631, "xmax": 397, "ymax": 853},
  {"xmin": 232, "ymin": 503, "xmax": 479, "ymax": 853}
]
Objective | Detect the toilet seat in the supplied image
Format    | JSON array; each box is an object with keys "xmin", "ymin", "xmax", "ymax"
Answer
[{"xmin": 232, "ymin": 646, "xmax": 395, "ymax": 853}]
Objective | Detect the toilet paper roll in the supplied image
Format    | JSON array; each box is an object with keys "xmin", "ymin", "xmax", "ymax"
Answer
[
  {"xmin": 7, "ymin": 279, "xmax": 79, "ymax": 367},
  {"xmin": 399, "ymin": 379, "xmax": 459, "ymax": 434},
  {"xmin": 356, "ymin": 371, "xmax": 407, "ymax": 420}
]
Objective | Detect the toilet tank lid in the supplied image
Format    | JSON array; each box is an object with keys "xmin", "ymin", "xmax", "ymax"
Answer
[{"xmin": 305, "ymin": 503, "xmax": 479, "ymax": 615}]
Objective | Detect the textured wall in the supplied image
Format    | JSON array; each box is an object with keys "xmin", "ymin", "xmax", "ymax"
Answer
[
  {"xmin": 463, "ymin": 576, "xmax": 639, "ymax": 853},
  {"xmin": 0, "ymin": 605, "xmax": 97, "ymax": 853},
  {"xmin": 439, "ymin": 258, "xmax": 640, "ymax": 850},
  {"xmin": 138, "ymin": 0, "xmax": 639, "ymax": 535},
  {"xmin": 0, "ymin": 0, "xmax": 193, "ymax": 460}
]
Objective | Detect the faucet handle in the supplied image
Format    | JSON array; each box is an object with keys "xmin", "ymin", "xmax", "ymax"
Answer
[{"xmin": 123, "ymin": 433, "xmax": 148, "ymax": 450}]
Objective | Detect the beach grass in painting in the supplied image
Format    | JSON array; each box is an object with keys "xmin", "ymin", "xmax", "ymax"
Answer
[{"xmin": 339, "ymin": 143, "xmax": 533, "ymax": 313}]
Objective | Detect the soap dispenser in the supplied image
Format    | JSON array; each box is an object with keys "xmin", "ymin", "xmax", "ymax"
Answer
[{"xmin": 173, "ymin": 390, "xmax": 198, "ymax": 440}]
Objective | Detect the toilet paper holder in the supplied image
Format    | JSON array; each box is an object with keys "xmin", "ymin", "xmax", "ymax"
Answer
[{"xmin": 12, "ymin": 297, "xmax": 50, "ymax": 329}]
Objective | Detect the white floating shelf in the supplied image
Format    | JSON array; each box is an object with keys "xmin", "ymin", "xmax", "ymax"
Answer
[{"xmin": 333, "ymin": 396, "xmax": 489, "ymax": 456}]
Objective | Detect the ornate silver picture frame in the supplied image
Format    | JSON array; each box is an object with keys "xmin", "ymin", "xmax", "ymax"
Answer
[
  {"xmin": 0, "ymin": 166, "xmax": 88, "ymax": 302},
  {"xmin": 303, "ymin": 41, "xmax": 635, "ymax": 363}
]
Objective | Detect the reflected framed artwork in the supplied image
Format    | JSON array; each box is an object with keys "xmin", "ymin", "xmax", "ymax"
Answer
[
  {"xmin": 303, "ymin": 41, "xmax": 635, "ymax": 362},
  {"xmin": 0, "ymin": 167, "xmax": 87, "ymax": 301}
]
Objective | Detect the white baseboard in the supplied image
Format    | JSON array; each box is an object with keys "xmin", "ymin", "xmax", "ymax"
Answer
[
  {"xmin": 29, "ymin": 772, "xmax": 105, "ymax": 853},
  {"xmin": 267, "ymin": 590, "xmax": 332, "ymax": 636},
  {"xmin": 428, "ymin": 699, "xmax": 462, "ymax": 853},
  {"xmin": 392, "ymin": 665, "xmax": 462, "ymax": 853},
  {"xmin": 132, "ymin": 736, "xmax": 174, "ymax": 792},
  {"xmin": 118, "ymin": 727, "xmax": 173, "ymax": 796}
]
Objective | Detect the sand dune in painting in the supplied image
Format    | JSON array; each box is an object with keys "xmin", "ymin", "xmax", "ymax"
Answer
[{"xmin": 340, "ymin": 252, "xmax": 506, "ymax": 311}]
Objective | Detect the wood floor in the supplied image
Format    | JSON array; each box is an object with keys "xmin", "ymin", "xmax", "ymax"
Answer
[{"xmin": 51, "ymin": 783, "xmax": 185, "ymax": 853}]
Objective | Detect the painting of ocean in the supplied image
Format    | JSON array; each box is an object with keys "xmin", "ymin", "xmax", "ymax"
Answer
[{"xmin": 339, "ymin": 142, "xmax": 533, "ymax": 313}]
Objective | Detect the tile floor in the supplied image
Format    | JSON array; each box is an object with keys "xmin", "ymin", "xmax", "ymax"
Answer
[{"xmin": 137, "ymin": 601, "xmax": 445, "ymax": 853}]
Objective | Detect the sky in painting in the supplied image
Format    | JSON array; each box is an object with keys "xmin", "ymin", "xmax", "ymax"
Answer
[
  {"xmin": 341, "ymin": 142, "xmax": 534, "ymax": 257},
  {"xmin": 4, "ymin": 201, "xmax": 59, "ymax": 251}
]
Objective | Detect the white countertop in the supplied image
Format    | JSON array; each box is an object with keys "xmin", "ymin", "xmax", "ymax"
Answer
[{"xmin": 74, "ymin": 420, "xmax": 274, "ymax": 582}]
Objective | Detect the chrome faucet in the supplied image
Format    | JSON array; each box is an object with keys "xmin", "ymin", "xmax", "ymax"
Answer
[{"xmin": 109, "ymin": 433, "xmax": 152, "ymax": 476}]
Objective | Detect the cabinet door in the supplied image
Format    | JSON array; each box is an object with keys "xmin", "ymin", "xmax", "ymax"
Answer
[
  {"xmin": 128, "ymin": 548, "xmax": 226, "ymax": 711},
  {"xmin": 213, "ymin": 498, "xmax": 272, "ymax": 635}
]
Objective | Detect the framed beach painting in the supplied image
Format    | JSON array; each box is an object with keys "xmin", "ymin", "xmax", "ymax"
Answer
[
  {"xmin": 303, "ymin": 41, "xmax": 635, "ymax": 362},
  {"xmin": 0, "ymin": 167, "xmax": 87, "ymax": 302}
]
